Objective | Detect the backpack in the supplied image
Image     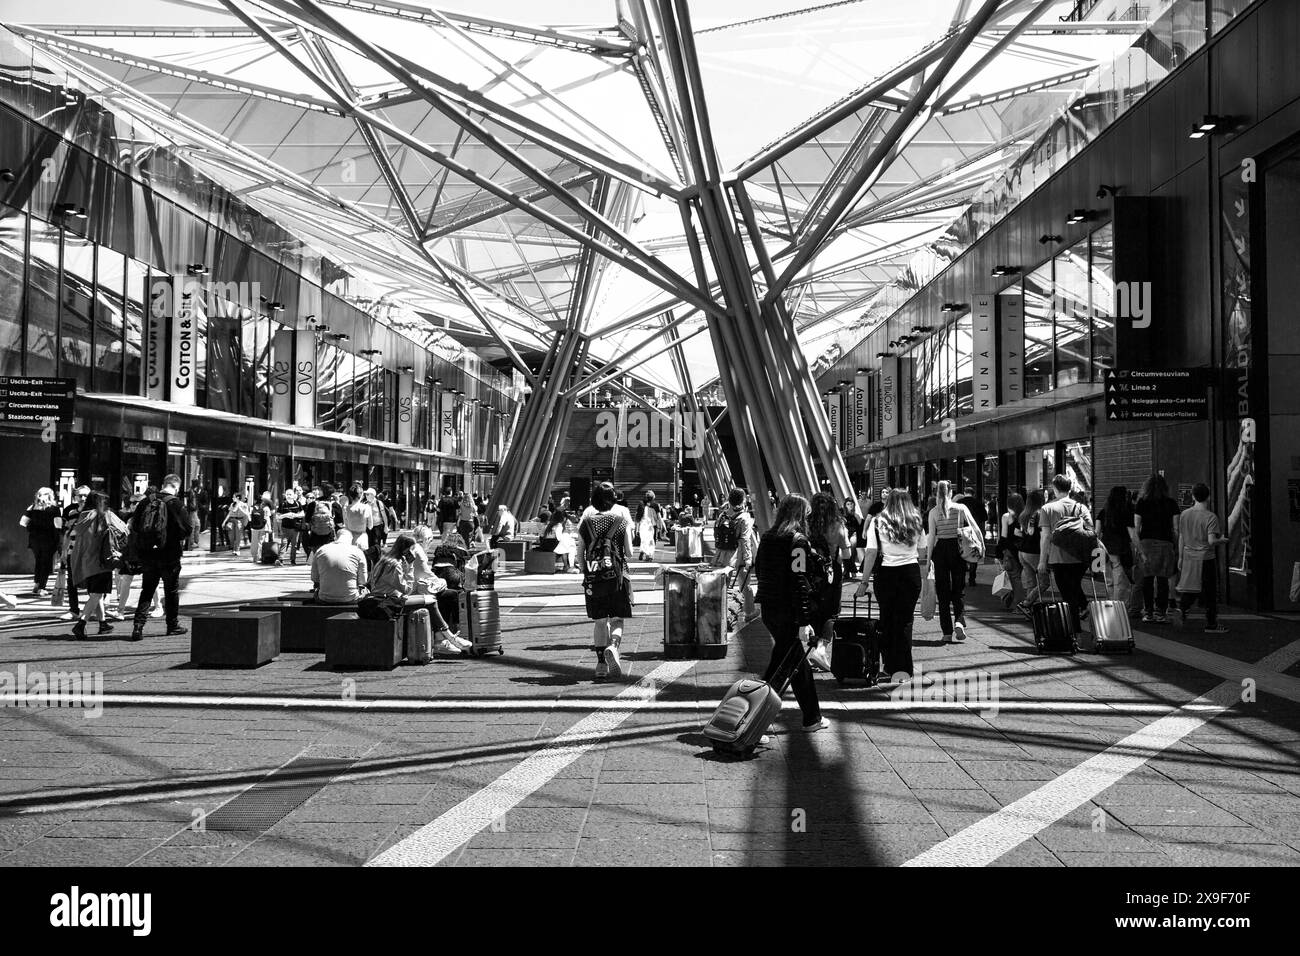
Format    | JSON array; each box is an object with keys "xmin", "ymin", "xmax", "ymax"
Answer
[
  {"xmin": 714, "ymin": 510, "xmax": 738, "ymax": 550},
  {"xmin": 583, "ymin": 519, "xmax": 624, "ymax": 584},
  {"xmin": 309, "ymin": 503, "xmax": 335, "ymax": 537},
  {"xmin": 249, "ymin": 508, "xmax": 267, "ymax": 530},
  {"xmin": 133, "ymin": 497, "xmax": 169, "ymax": 553},
  {"xmin": 1049, "ymin": 501, "xmax": 1098, "ymax": 563}
]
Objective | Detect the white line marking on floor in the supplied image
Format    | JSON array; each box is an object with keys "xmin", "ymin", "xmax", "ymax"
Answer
[
  {"xmin": 0, "ymin": 691, "xmax": 1232, "ymax": 715},
  {"xmin": 366, "ymin": 660, "xmax": 696, "ymax": 867},
  {"xmin": 904, "ymin": 639, "xmax": 1300, "ymax": 867}
]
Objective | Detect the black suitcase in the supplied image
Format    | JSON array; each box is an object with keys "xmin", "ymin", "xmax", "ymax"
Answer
[
  {"xmin": 1030, "ymin": 585, "xmax": 1077, "ymax": 653},
  {"xmin": 831, "ymin": 595, "xmax": 881, "ymax": 685}
]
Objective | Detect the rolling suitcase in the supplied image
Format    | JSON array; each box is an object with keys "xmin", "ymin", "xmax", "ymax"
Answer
[
  {"xmin": 831, "ymin": 594, "xmax": 881, "ymax": 685},
  {"xmin": 406, "ymin": 608, "xmax": 433, "ymax": 664},
  {"xmin": 1031, "ymin": 583, "xmax": 1077, "ymax": 653},
  {"xmin": 1076, "ymin": 570, "xmax": 1135, "ymax": 654},
  {"xmin": 458, "ymin": 588, "xmax": 503, "ymax": 656},
  {"xmin": 703, "ymin": 639, "xmax": 810, "ymax": 757}
]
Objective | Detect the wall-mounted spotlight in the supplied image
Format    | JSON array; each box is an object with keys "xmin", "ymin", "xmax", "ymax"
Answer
[
  {"xmin": 398, "ymin": 365, "xmax": 414, "ymax": 374},
  {"xmin": 0, "ymin": 168, "xmax": 15, "ymax": 183},
  {"xmin": 331, "ymin": 333, "xmax": 350, "ymax": 342},
  {"xmin": 53, "ymin": 202, "xmax": 86, "ymax": 219},
  {"xmin": 1039, "ymin": 234, "xmax": 1062, "ymax": 245},
  {"xmin": 1066, "ymin": 209, "xmax": 1094, "ymax": 225},
  {"xmin": 186, "ymin": 263, "xmax": 208, "ymax": 277},
  {"xmin": 990, "ymin": 264, "xmax": 1020, "ymax": 277},
  {"xmin": 312, "ymin": 324, "xmax": 331, "ymax": 333},
  {"xmin": 856, "ymin": 368, "xmax": 869, "ymax": 376},
  {"xmin": 875, "ymin": 351, "xmax": 894, "ymax": 359},
  {"xmin": 305, "ymin": 314, "xmax": 317, "ymax": 322},
  {"xmin": 911, "ymin": 325, "xmax": 934, "ymax": 335},
  {"xmin": 433, "ymin": 378, "xmax": 442, "ymax": 386},
  {"xmin": 1096, "ymin": 183, "xmax": 1120, "ymax": 199},
  {"xmin": 940, "ymin": 302, "xmax": 968, "ymax": 313},
  {"xmin": 268, "ymin": 301, "xmax": 284, "ymax": 311},
  {"xmin": 1189, "ymin": 115, "xmax": 1230, "ymax": 139},
  {"xmin": 360, "ymin": 348, "xmax": 381, "ymax": 357}
]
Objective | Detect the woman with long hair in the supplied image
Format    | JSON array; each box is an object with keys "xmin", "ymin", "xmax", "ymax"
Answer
[
  {"xmin": 223, "ymin": 493, "xmax": 252, "ymax": 555},
  {"xmin": 68, "ymin": 491, "xmax": 127, "ymax": 639},
  {"xmin": 342, "ymin": 484, "xmax": 370, "ymax": 552},
  {"xmin": 369, "ymin": 534, "xmax": 469, "ymax": 654},
  {"xmin": 1017, "ymin": 489, "xmax": 1046, "ymax": 615},
  {"xmin": 18, "ymin": 486, "xmax": 63, "ymax": 595},
  {"xmin": 1134, "ymin": 472, "xmax": 1180, "ymax": 623},
  {"xmin": 754, "ymin": 493, "xmax": 827, "ymax": 733},
  {"xmin": 806, "ymin": 492, "xmax": 847, "ymax": 671},
  {"xmin": 277, "ymin": 487, "xmax": 305, "ymax": 565},
  {"xmin": 1098, "ymin": 485, "xmax": 1137, "ymax": 607},
  {"xmin": 996, "ymin": 492, "xmax": 1024, "ymax": 608},
  {"xmin": 841, "ymin": 496, "xmax": 863, "ymax": 581},
  {"xmin": 856, "ymin": 488, "xmax": 927, "ymax": 681},
  {"xmin": 926, "ymin": 480, "xmax": 976, "ymax": 642}
]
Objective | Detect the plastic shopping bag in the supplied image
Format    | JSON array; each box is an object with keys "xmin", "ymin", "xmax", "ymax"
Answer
[
  {"xmin": 992, "ymin": 570, "xmax": 1013, "ymax": 600},
  {"xmin": 919, "ymin": 568, "xmax": 937, "ymax": 621}
]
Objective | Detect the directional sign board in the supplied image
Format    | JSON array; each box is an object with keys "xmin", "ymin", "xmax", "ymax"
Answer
[
  {"xmin": 1103, "ymin": 369, "xmax": 1211, "ymax": 421},
  {"xmin": 471, "ymin": 460, "xmax": 499, "ymax": 475},
  {"xmin": 0, "ymin": 376, "xmax": 76, "ymax": 423}
]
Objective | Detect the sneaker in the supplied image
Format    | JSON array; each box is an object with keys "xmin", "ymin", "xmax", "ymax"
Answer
[
  {"xmin": 165, "ymin": 624, "xmax": 188, "ymax": 636},
  {"xmin": 434, "ymin": 637, "xmax": 462, "ymax": 655},
  {"xmin": 1153, "ymin": 612, "xmax": 1168, "ymax": 624},
  {"xmin": 594, "ymin": 658, "xmax": 609, "ymax": 680},
  {"xmin": 1203, "ymin": 624, "xmax": 1229, "ymax": 634},
  {"xmin": 1140, "ymin": 611, "xmax": 1154, "ymax": 623},
  {"xmin": 97, "ymin": 621, "xmax": 114, "ymax": 635},
  {"xmin": 0, "ymin": 592, "xmax": 16, "ymax": 610},
  {"xmin": 1169, "ymin": 607, "xmax": 1184, "ymax": 629},
  {"xmin": 60, "ymin": 611, "xmax": 77, "ymax": 621},
  {"xmin": 71, "ymin": 619, "xmax": 86, "ymax": 639},
  {"xmin": 150, "ymin": 605, "xmax": 164, "ymax": 619},
  {"xmin": 129, "ymin": 628, "xmax": 144, "ymax": 642},
  {"xmin": 801, "ymin": 717, "xmax": 830, "ymax": 733},
  {"xmin": 605, "ymin": 644, "xmax": 623, "ymax": 678},
  {"xmin": 953, "ymin": 622, "xmax": 967, "ymax": 643},
  {"xmin": 758, "ymin": 734, "xmax": 771, "ymax": 745},
  {"xmin": 449, "ymin": 634, "xmax": 472, "ymax": 651},
  {"xmin": 104, "ymin": 611, "xmax": 124, "ymax": 622}
]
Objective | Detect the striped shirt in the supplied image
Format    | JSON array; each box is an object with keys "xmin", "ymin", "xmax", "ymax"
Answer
[{"xmin": 928, "ymin": 503, "xmax": 971, "ymax": 540}]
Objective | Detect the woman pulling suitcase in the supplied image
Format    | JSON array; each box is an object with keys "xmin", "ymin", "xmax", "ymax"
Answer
[
  {"xmin": 754, "ymin": 494, "xmax": 828, "ymax": 733},
  {"xmin": 856, "ymin": 488, "xmax": 927, "ymax": 683}
]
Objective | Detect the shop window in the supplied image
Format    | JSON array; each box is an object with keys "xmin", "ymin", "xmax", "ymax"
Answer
[
  {"xmin": 1022, "ymin": 264, "xmax": 1053, "ymax": 398},
  {"xmin": 1090, "ymin": 224, "xmax": 1115, "ymax": 378},
  {"xmin": 124, "ymin": 258, "xmax": 146, "ymax": 395},
  {"xmin": 1062, "ymin": 439, "xmax": 1093, "ymax": 506},
  {"xmin": 206, "ymin": 299, "xmax": 239, "ymax": 413}
]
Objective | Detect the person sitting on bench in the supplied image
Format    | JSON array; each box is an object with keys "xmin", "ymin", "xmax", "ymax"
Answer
[
  {"xmin": 370, "ymin": 534, "xmax": 470, "ymax": 653},
  {"xmin": 311, "ymin": 529, "xmax": 369, "ymax": 605}
]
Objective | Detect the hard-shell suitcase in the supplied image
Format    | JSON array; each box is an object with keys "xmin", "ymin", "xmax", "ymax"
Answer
[
  {"xmin": 458, "ymin": 588, "xmax": 503, "ymax": 656},
  {"xmin": 260, "ymin": 539, "xmax": 280, "ymax": 565},
  {"xmin": 1076, "ymin": 573, "xmax": 1134, "ymax": 654},
  {"xmin": 703, "ymin": 640, "xmax": 809, "ymax": 756},
  {"xmin": 831, "ymin": 594, "xmax": 881, "ymax": 685},
  {"xmin": 406, "ymin": 608, "xmax": 433, "ymax": 664},
  {"xmin": 662, "ymin": 567, "xmax": 728, "ymax": 659},
  {"xmin": 1031, "ymin": 584, "xmax": 1077, "ymax": 653}
]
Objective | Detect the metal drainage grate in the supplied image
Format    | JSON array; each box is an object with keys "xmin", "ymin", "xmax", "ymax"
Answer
[{"xmin": 204, "ymin": 757, "xmax": 352, "ymax": 832}]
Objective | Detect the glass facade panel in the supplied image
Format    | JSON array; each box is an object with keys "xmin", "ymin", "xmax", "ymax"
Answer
[
  {"xmin": 1054, "ymin": 243, "xmax": 1090, "ymax": 388},
  {"xmin": 124, "ymin": 258, "xmax": 146, "ymax": 395},
  {"xmin": 62, "ymin": 234, "xmax": 95, "ymax": 389},
  {"xmin": 93, "ymin": 244, "xmax": 125, "ymax": 393},
  {"xmin": 206, "ymin": 297, "xmax": 241, "ymax": 414},
  {"xmin": 1022, "ymin": 266, "xmax": 1053, "ymax": 399},
  {"xmin": 0, "ymin": 207, "xmax": 23, "ymax": 376},
  {"xmin": 954, "ymin": 310, "xmax": 972, "ymax": 417},
  {"xmin": 1090, "ymin": 224, "xmax": 1115, "ymax": 377}
]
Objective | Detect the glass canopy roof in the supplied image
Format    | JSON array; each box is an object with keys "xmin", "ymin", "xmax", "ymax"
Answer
[{"xmin": 0, "ymin": 0, "xmax": 1164, "ymax": 394}]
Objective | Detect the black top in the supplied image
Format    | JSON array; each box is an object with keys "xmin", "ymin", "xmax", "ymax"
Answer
[
  {"xmin": 277, "ymin": 500, "xmax": 303, "ymax": 531},
  {"xmin": 1019, "ymin": 512, "xmax": 1042, "ymax": 555},
  {"xmin": 755, "ymin": 530, "xmax": 814, "ymax": 628},
  {"xmin": 1134, "ymin": 497, "xmax": 1179, "ymax": 542},
  {"xmin": 131, "ymin": 493, "xmax": 191, "ymax": 562},
  {"xmin": 24, "ymin": 506, "xmax": 61, "ymax": 547}
]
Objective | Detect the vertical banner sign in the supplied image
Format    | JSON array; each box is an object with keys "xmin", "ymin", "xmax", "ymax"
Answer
[
  {"xmin": 146, "ymin": 277, "xmax": 168, "ymax": 401},
  {"xmin": 854, "ymin": 372, "xmax": 869, "ymax": 447},
  {"xmin": 293, "ymin": 331, "xmax": 316, "ymax": 428},
  {"xmin": 881, "ymin": 356, "xmax": 900, "ymax": 439},
  {"xmin": 1222, "ymin": 172, "xmax": 1254, "ymax": 577},
  {"xmin": 270, "ymin": 329, "xmax": 293, "ymax": 423},
  {"xmin": 439, "ymin": 393, "xmax": 455, "ymax": 454},
  {"xmin": 972, "ymin": 293, "xmax": 996, "ymax": 412},
  {"xmin": 872, "ymin": 372, "xmax": 881, "ymax": 442},
  {"xmin": 998, "ymin": 292, "xmax": 1023, "ymax": 405},
  {"xmin": 827, "ymin": 394, "xmax": 841, "ymax": 447},
  {"xmin": 843, "ymin": 384, "xmax": 857, "ymax": 449},
  {"xmin": 396, "ymin": 373, "xmax": 414, "ymax": 446},
  {"xmin": 169, "ymin": 277, "xmax": 198, "ymax": 406}
]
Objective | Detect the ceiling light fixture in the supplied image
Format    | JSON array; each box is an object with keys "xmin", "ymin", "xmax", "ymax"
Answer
[
  {"xmin": 1096, "ymin": 183, "xmax": 1120, "ymax": 199},
  {"xmin": 1066, "ymin": 209, "xmax": 1094, "ymax": 225},
  {"xmin": 990, "ymin": 264, "xmax": 1020, "ymax": 277},
  {"xmin": 1189, "ymin": 114, "xmax": 1230, "ymax": 139}
]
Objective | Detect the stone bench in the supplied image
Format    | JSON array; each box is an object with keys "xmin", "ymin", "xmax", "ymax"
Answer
[
  {"xmin": 524, "ymin": 548, "xmax": 558, "ymax": 574},
  {"xmin": 324, "ymin": 613, "xmax": 404, "ymax": 670},
  {"xmin": 190, "ymin": 611, "xmax": 280, "ymax": 668},
  {"xmin": 238, "ymin": 600, "xmax": 356, "ymax": 652}
]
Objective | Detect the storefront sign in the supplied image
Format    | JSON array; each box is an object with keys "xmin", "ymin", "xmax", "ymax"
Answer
[
  {"xmin": 827, "ymin": 393, "xmax": 841, "ymax": 447},
  {"xmin": 880, "ymin": 356, "xmax": 900, "ymax": 439},
  {"xmin": 168, "ymin": 277, "xmax": 198, "ymax": 406},
  {"xmin": 854, "ymin": 372, "xmax": 869, "ymax": 447},
  {"xmin": 972, "ymin": 293, "xmax": 996, "ymax": 412},
  {"xmin": 397, "ymin": 372, "xmax": 414, "ymax": 446},
  {"xmin": 438, "ymin": 393, "xmax": 455, "ymax": 455},
  {"xmin": 293, "ymin": 331, "xmax": 316, "ymax": 428},
  {"xmin": 1222, "ymin": 173, "xmax": 1254, "ymax": 576},
  {"xmin": 472, "ymin": 460, "xmax": 499, "ymax": 475},
  {"xmin": 0, "ymin": 376, "xmax": 75, "ymax": 423},
  {"xmin": 270, "ymin": 329, "xmax": 294, "ymax": 424},
  {"xmin": 1103, "ymin": 369, "xmax": 1211, "ymax": 421},
  {"xmin": 998, "ymin": 292, "xmax": 1023, "ymax": 404},
  {"xmin": 145, "ymin": 278, "xmax": 168, "ymax": 402}
]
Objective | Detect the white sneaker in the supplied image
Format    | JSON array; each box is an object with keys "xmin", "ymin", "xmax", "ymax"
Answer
[
  {"xmin": 59, "ymin": 612, "xmax": 76, "ymax": 621},
  {"xmin": 605, "ymin": 645, "xmax": 623, "ymax": 678},
  {"xmin": 801, "ymin": 717, "xmax": 830, "ymax": 733},
  {"xmin": 447, "ymin": 632, "xmax": 472, "ymax": 651},
  {"xmin": 434, "ymin": 638, "xmax": 462, "ymax": 655},
  {"xmin": 150, "ymin": 605, "xmax": 164, "ymax": 618},
  {"xmin": 104, "ymin": 611, "xmax": 124, "ymax": 622},
  {"xmin": 595, "ymin": 658, "xmax": 609, "ymax": 680},
  {"xmin": 953, "ymin": 622, "xmax": 967, "ymax": 642}
]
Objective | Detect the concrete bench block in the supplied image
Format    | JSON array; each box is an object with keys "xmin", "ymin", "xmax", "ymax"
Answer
[
  {"xmin": 324, "ymin": 613, "xmax": 403, "ymax": 670},
  {"xmin": 191, "ymin": 612, "xmax": 279, "ymax": 668}
]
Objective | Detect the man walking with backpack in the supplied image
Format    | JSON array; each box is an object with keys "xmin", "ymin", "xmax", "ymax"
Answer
[
  {"xmin": 129, "ymin": 474, "xmax": 192, "ymax": 641},
  {"xmin": 1037, "ymin": 474, "xmax": 1097, "ymax": 625},
  {"xmin": 712, "ymin": 487, "xmax": 756, "ymax": 577}
]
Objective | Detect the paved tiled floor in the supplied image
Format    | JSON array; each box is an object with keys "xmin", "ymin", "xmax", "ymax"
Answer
[{"xmin": 1, "ymin": 552, "xmax": 1298, "ymax": 866}]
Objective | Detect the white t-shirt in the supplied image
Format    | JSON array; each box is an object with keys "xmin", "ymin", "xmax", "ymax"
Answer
[{"xmin": 865, "ymin": 516, "xmax": 926, "ymax": 567}]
